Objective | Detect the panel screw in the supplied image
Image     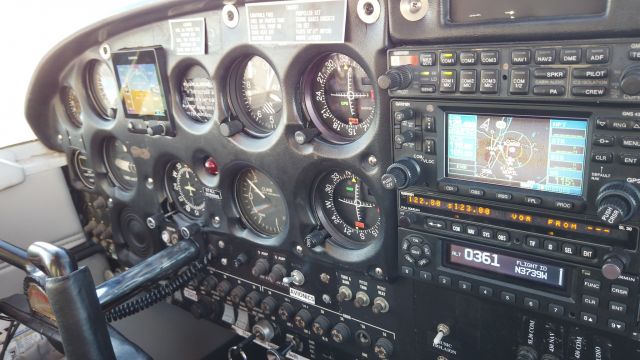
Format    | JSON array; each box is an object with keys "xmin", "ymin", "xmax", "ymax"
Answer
[
  {"xmin": 212, "ymin": 216, "xmax": 221, "ymax": 227},
  {"xmin": 218, "ymin": 240, "xmax": 226, "ymax": 249},
  {"xmin": 320, "ymin": 273, "xmax": 331, "ymax": 284},
  {"xmin": 220, "ymin": 258, "xmax": 228, "ymax": 266},
  {"xmin": 295, "ymin": 245, "xmax": 304, "ymax": 255},
  {"xmin": 374, "ymin": 267, "xmax": 384, "ymax": 277},
  {"xmin": 322, "ymin": 294, "xmax": 332, "ymax": 304},
  {"xmin": 146, "ymin": 178, "xmax": 154, "ymax": 189},
  {"xmin": 367, "ymin": 155, "xmax": 378, "ymax": 167}
]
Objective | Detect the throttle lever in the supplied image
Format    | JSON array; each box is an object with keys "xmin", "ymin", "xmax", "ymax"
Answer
[
  {"xmin": 227, "ymin": 333, "xmax": 256, "ymax": 360},
  {"xmin": 266, "ymin": 340, "xmax": 296, "ymax": 360}
]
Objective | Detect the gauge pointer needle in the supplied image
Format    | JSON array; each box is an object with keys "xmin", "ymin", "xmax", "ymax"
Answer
[
  {"xmin": 353, "ymin": 181, "xmax": 363, "ymax": 223},
  {"xmin": 346, "ymin": 66, "xmax": 357, "ymax": 117},
  {"xmin": 247, "ymin": 179, "xmax": 266, "ymax": 199}
]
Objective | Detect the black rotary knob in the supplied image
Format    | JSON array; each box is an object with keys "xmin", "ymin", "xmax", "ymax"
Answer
[
  {"xmin": 394, "ymin": 130, "xmax": 416, "ymax": 146},
  {"xmin": 374, "ymin": 338, "xmax": 394, "ymax": 359},
  {"xmin": 394, "ymin": 108, "xmax": 415, "ymax": 122},
  {"xmin": 330, "ymin": 323, "xmax": 351, "ymax": 344},
  {"xmin": 200, "ymin": 276, "xmax": 218, "ymax": 293},
  {"xmin": 268, "ymin": 264, "xmax": 287, "ymax": 283},
  {"xmin": 601, "ymin": 255, "xmax": 626, "ymax": 280},
  {"xmin": 261, "ymin": 296, "xmax": 278, "ymax": 315},
  {"xmin": 230, "ymin": 286, "xmax": 247, "ymax": 304},
  {"xmin": 312, "ymin": 315, "xmax": 332, "ymax": 336},
  {"xmin": 251, "ymin": 258, "xmax": 270, "ymax": 277},
  {"xmin": 377, "ymin": 66, "xmax": 412, "ymax": 90},
  {"xmin": 278, "ymin": 302, "xmax": 296, "ymax": 321},
  {"xmin": 595, "ymin": 182, "xmax": 640, "ymax": 225},
  {"xmin": 214, "ymin": 280, "xmax": 232, "ymax": 297},
  {"xmin": 620, "ymin": 65, "xmax": 640, "ymax": 96},
  {"xmin": 305, "ymin": 229, "xmax": 329, "ymax": 248},
  {"xmin": 244, "ymin": 291, "xmax": 263, "ymax": 310},
  {"xmin": 381, "ymin": 158, "xmax": 423, "ymax": 190},
  {"xmin": 294, "ymin": 309, "xmax": 313, "ymax": 329}
]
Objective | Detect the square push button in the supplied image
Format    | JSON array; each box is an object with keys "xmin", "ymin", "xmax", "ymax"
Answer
[
  {"xmin": 459, "ymin": 51, "xmax": 477, "ymax": 65},
  {"xmin": 524, "ymin": 297, "xmax": 539, "ymax": 310},
  {"xmin": 611, "ymin": 285, "xmax": 629, "ymax": 297},
  {"xmin": 586, "ymin": 47, "xmax": 609, "ymax": 64},
  {"xmin": 480, "ymin": 50, "xmax": 499, "ymax": 65},
  {"xmin": 459, "ymin": 70, "xmax": 477, "ymax": 93},
  {"xmin": 511, "ymin": 50, "xmax": 531, "ymax": 65},
  {"xmin": 420, "ymin": 52, "xmax": 436, "ymax": 66},
  {"xmin": 479, "ymin": 286, "xmax": 493, "ymax": 297},
  {"xmin": 479, "ymin": 70, "xmax": 499, "ymax": 94},
  {"xmin": 583, "ymin": 278, "xmax": 601, "ymax": 291},
  {"xmin": 548, "ymin": 304, "xmax": 564, "ymax": 316},
  {"xmin": 439, "ymin": 70, "xmax": 457, "ymax": 93},
  {"xmin": 560, "ymin": 48, "xmax": 581, "ymax": 64},
  {"xmin": 580, "ymin": 312, "xmax": 597, "ymax": 324},
  {"xmin": 534, "ymin": 49, "xmax": 556, "ymax": 64},
  {"xmin": 440, "ymin": 52, "xmax": 457, "ymax": 65},
  {"xmin": 500, "ymin": 292, "xmax": 516, "ymax": 304},
  {"xmin": 509, "ymin": 69, "xmax": 530, "ymax": 94}
]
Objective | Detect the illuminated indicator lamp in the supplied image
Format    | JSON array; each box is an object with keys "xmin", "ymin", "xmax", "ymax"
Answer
[
  {"xmin": 420, "ymin": 71, "xmax": 431, "ymax": 76},
  {"xmin": 355, "ymin": 221, "xmax": 365, "ymax": 229},
  {"xmin": 349, "ymin": 117, "xmax": 360, "ymax": 125},
  {"xmin": 204, "ymin": 157, "xmax": 219, "ymax": 176}
]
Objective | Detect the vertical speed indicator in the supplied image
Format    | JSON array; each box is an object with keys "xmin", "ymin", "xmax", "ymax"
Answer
[
  {"xmin": 303, "ymin": 53, "xmax": 376, "ymax": 143},
  {"xmin": 314, "ymin": 170, "xmax": 381, "ymax": 248}
]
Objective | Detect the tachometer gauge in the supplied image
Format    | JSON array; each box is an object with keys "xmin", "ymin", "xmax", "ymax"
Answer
[
  {"xmin": 230, "ymin": 56, "xmax": 283, "ymax": 136},
  {"xmin": 104, "ymin": 139, "xmax": 138, "ymax": 190},
  {"xmin": 234, "ymin": 168, "xmax": 287, "ymax": 236},
  {"xmin": 87, "ymin": 61, "xmax": 119, "ymax": 119},
  {"xmin": 72, "ymin": 150, "xmax": 95, "ymax": 189},
  {"xmin": 179, "ymin": 65, "xmax": 215, "ymax": 123},
  {"xmin": 165, "ymin": 162, "xmax": 207, "ymax": 218},
  {"xmin": 60, "ymin": 86, "xmax": 82, "ymax": 127},
  {"xmin": 314, "ymin": 170, "xmax": 381, "ymax": 247},
  {"xmin": 303, "ymin": 53, "xmax": 376, "ymax": 143}
]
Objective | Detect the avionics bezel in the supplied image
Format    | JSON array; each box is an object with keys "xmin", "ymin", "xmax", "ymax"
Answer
[
  {"xmin": 444, "ymin": 112, "xmax": 589, "ymax": 197},
  {"xmin": 111, "ymin": 47, "xmax": 173, "ymax": 126}
]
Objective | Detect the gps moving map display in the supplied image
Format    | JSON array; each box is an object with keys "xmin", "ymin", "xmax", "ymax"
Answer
[
  {"xmin": 112, "ymin": 48, "xmax": 168, "ymax": 119},
  {"xmin": 446, "ymin": 113, "xmax": 587, "ymax": 196}
]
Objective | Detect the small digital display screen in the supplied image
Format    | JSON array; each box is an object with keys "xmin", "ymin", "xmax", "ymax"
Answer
[
  {"xmin": 448, "ymin": 244, "xmax": 566, "ymax": 288},
  {"xmin": 112, "ymin": 49, "xmax": 168, "ymax": 118},
  {"xmin": 449, "ymin": 0, "xmax": 607, "ymax": 24},
  {"xmin": 446, "ymin": 114, "xmax": 588, "ymax": 196}
]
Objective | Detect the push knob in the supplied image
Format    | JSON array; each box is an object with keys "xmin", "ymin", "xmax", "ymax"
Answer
[
  {"xmin": 394, "ymin": 130, "xmax": 416, "ymax": 145},
  {"xmin": 381, "ymin": 157, "xmax": 423, "ymax": 190},
  {"xmin": 377, "ymin": 66, "xmax": 412, "ymax": 90},
  {"xmin": 336, "ymin": 286, "xmax": 353, "ymax": 303},
  {"xmin": 233, "ymin": 253, "xmax": 248, "ymax": 268},
  {"xmin": 278, "ymin": 302, "xmax": 295, "ymax": 321},
  {"xmin": 268, "ymin": 264, "xmax": 287, "ymax": 283},
  {"xmin": 601, "ymin": 255, "xmax": 625, "ymax": 280},
  {"xmin": 252, "ymin": 319, "xmax": 277, "ymax": 342},
  {"xmin": 305, "ymin": 229, "xmax": 329, "ymax": 248},
  {"xmin": 215, "ymin": 280, "xmax": 232, "ymax": 297},
  {"xmin": 330, "ymin": 322, "xmax": 351, "ymax": 343},
  {"xmin": 220, "ymin": 119, "xmax": 243, "ymax": 137},
  {"xmin": 146, "ymin": 124, "xmax": 167, "ymax": 136},
  {"xmin": 230, "ymin": 286, "xmax": 247, "ymax": 304},
  {"xmin": 312, "ymin": 315, "xmax": 331, "ymax": 336},
  {"xmin": 620, "ymin": 65, "xmax": 640, "ymax": 96},
  {"xmin": 251, "ymin": 258, "xmax": 270, "ymax": 277},
  {"xmin": 294, "ymin": 128, "xmax": 320, "ymax": 144},
  {"xmin": 595, "ymin": 181, "xmax": 640, "ymax": 225},
  {"xmin": 244, "ymin": 291, "xmax": 263, "ymax": 310},
  {"xmin": 294, "ymin": 309, "xmax": 312, "ymax": 329},
  {"xmin": 393, "ymin": 108, "xmax": 415, "ymax": 122},
  {"xmin": 260, "ymin": 296, "xmax": 278, "ymax": 315}
]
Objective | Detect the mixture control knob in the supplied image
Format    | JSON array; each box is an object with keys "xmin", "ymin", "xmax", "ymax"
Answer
[
  {"xmin": 394, "ymin": 130, "xmax": 416, "ymax": 146},
  {"xmin": 294, "ymin": 309, "xmax": 313, "ymax": 329},
  {"xmin": 381, "ymin": 158, "xmax": 423, "ymax": 190},
  {"xmin": 260, "ymin": 296, "xmax": 278, "ymax": 315},
  {"xmin": 268, "ymin": 264, "xmax": 287, "ymax": 283},
  {"xmin": 230, "ymin": 286, "xmax": 247, "ymax": 304},
  {"xmin": 305, "ymin": 229, "xmax": 329, "ymax": 248},
  {"xmin": 620, "ymin": 65, "xmax": 640, "ymax": 96},
  {"xmin": 215, "ymin": 280, "xmax": 232, "ymax": 297},
  {"xmin": 374, "ymin": 338, "xmax": 394, "ymax": 359},
  {"xmin": 377, "ymin": 66, "xmax": 412, "ymax": 90},
  {"xmin": 394, "ymin": 108, "xmax": 415, "ymax": 122},
  {"xmin": 601, "ymin": 255, "xmax": 626, "ymax": 280},
  {"xmin": 372, "ymin": 297, "xmax": 390, "ymax": 314},
  {"xmin": 233, "ymin": 253, "xmax": 248, "ymax": 268},
  {"xmin": 251, "ymin": 258, "xmax": 270, "ymax": 277},
  {"xmin": 244, "ymin": 291, "xmax": 263, "ymax": 310},
  {"xmin": 330, "ymin": 322, "xmax": 351, "ymax": 344},
  {"xmin": 595, "ymin": 181, "xmax": 640, "ymax": 225}
]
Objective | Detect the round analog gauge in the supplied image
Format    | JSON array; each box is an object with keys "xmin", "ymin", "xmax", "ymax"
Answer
[
  {"xmin": 179, "ymin": 65, "xmax": 215, "ymax": 123},
  {"xmin": 61, "ymin": 86, "xmax": 82, "ymax": 127},
  {"xmin": 314, "ymin": 170, "xmax": 381, "ymax": 247},
  {"xmin": 234, "ymin": 168, "xmax": 288, "ymax": 236},
  {"xmin": 303, "ymin": 53, "xmax": 376, "ymax": 143},
  {"xmin": 87, "ymin": 61, "xmax": 119, "ymax": 119},
  {"xmin": 104, "ymin": 139, "xmax": 138, "ymax": 190},
  {"xmin": 165, "ymin": 162, "xmax": 207, "ymax": 218},
  {"xmin": 232, "ymin": 56, "xmax": 283, "ymax": 135},
  {"xmin": 72, "ymin": 150, "xmax": 95, "ymax": 188}
]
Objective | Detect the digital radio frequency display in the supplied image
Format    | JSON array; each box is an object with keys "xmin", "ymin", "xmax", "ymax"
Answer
[
  {"xmin": 448, "ymin": 244, "xmax": 565, "ymax": 288},
  {"xmin": 446, "ymin": 114, "xmax": 587, "ymax": 196}
]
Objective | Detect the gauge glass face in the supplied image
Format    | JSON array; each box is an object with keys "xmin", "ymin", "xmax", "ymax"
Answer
[
  {"xmin": 180, "ymin": 65, "xmax": 215, "ymax": 122},
  {"xmin": 72, "ymin": 151, "xmax": 95, "ymax": 188},
  {"xmin": 239, "ymin": 56, "xmax": 283, "ymax": 134},
  {"xmin": 61, "ymin": 86, "xmax": 83, "ymax": 127},
  {"xmin": 166, "ymin": 162, "xmax": 207, "ymax": 218},
  {"xmin": 305, "ymin": 53, "xmax": 376, "ymax": 142},
  {"xmin": 315, "ymin": 170, "xmax": 381, "ymax": 246},
  {"xmin": 88, "ymin": 61, "xmax": 119, "ymax": 119},
  {"xmin": 104, "ymin": 139, "xmax": 138, "ymax": 190},
  {"xmin": 235, "ymin": 168, "xmax": 287, "ymax": 236}
]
